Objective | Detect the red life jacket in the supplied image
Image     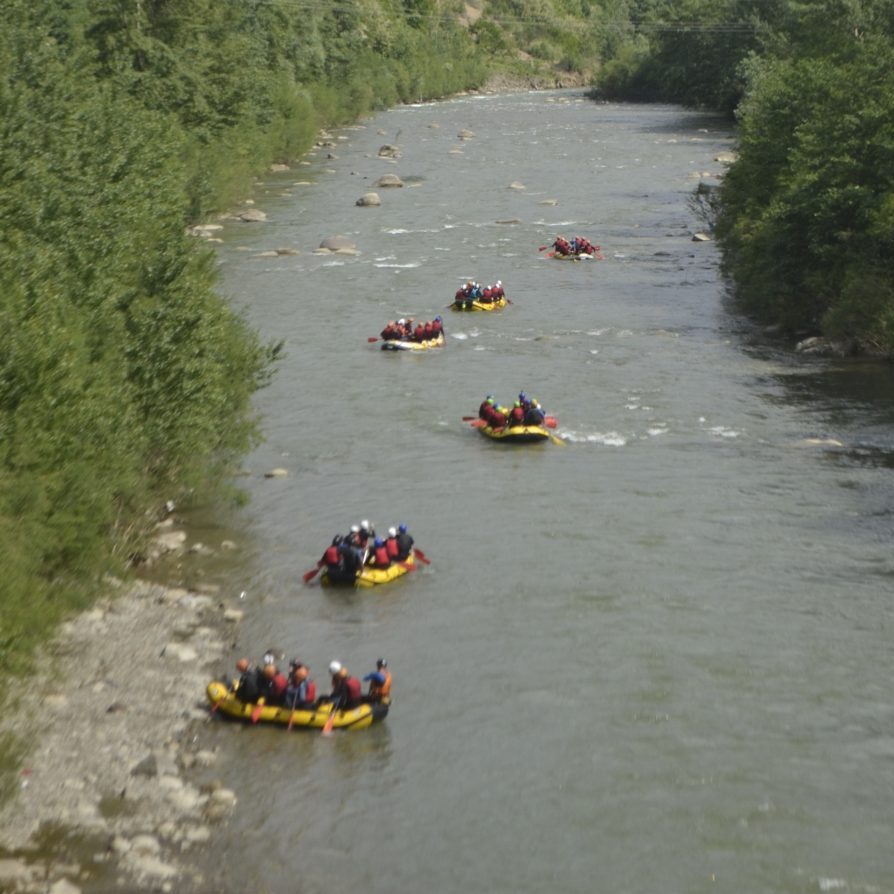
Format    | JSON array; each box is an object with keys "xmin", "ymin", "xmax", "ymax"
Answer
[
  {"xmin": 414, "ymin": 325, "xmax": 424, "ymax": 341},
  {"xmin": 491, "ymin": 410, "xmax": 508, "ymax": 428},
  {"xmin": 510, "ymin": 406, "xmax": 525, "ymax": 426},
  {"xmin": 305, "ymin": 680, "xmax": 316, "ymax": 703},
  {"xmin": 424, "ymin": 322, "xmax": 433, "ymax": 340},
  {"xmin": 386, "ymin": 537, "xmax": 399, "ymax": 559},
  {"xmin": 323, "ymin": 545, "xmax": 339, "ymax": 565},
  {"xmin": 374, "ymin": 545, "xmax": 390, "ymax": 566},
  {"xmin": 455, "ymin": 289, "xmax": 464, "ymax": 302},
  {"xmin": 432, "ymin": 320, "xmax": 442, "ymax": 336},
  {"xmin": 272, "ymin": 673, "xmax": 288, "ymax": 701},
  {"xmin": 345, "ymin": 676, "xmax": 362, "ymax": 706}
]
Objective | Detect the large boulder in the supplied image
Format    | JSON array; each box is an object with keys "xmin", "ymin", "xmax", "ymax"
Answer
[
  {"xmin": 236, "ymin": 208, "xmax": 267, "ymax": 222},
  {"xmin": 316, "ymin": 236, "xmax": 359, "ymax": 255},
  {"xmin": 377, "ymin": 144, "xmax": 400, "ymax": 158},
  {"xmin": 374, "ymin": 174, "xmax": 403, "ymax": 188},
  {"xmin": 356, "ymin": 192, "xmax": 381, "ymax": 206}
]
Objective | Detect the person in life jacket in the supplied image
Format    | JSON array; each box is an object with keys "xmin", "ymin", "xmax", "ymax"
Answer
[
  {"xmin": 431, "ymin": 316, "xmax": 443, "ymax": 338},
  {"xmin": 509, "ymin": 400, "xmax": 526, "ymax": 427},
  {"xmin": 363, "ymin": 658, "xmax": 392, "ymax": 703},
  {"xmin": 413, "ymin": 322, "xmax": 425, "ymax": 342},
  {"xmin": 493, "ymin": 280, "xmax": 504, "ymax": 299},
  {"xmin": 518, "ymin": 391, "xmax": 531, "ymax": 411},
  {"xmin": 479, "ymin": 394, "xmax": 495, "ymax": 419},
  {"xmin": 385, "ymin": 527, "xmax": 400, "ymax": 561},
  {"xmin": 320, "ymin": 535, "xmax": 342, "ymax": 570},
  {"xmin": 328, "ymin": 661, "xmax": 362, "ymax": 710},
  {"xmin": 423, "ymin": 320, "xmax": 434, "ymax": 341},
  {"xmin": 381, "ymin": 321, "xmax": 398, "ymax": 341},
  {"xmin": 356, "ymin": 520, "xmax": 373, "ymax": 552},
  {"xmin": 370, "ymin": 537, "xmax": 390, "ymax": 567},
  {"xmin": 524, "ymin": 397, "xmax": 545, "ymax": 426},
  {"xmin": 339, "ymin": 539, "xmax": 362, "ymax": 574},
  {"xmin": 482, "ymin": 287, "xmax": 493, "ymax": 303},
  {"xmin": 260, "ymin": 662, "xmax": 288, "ymax": 706},
  {"xmin": 284, "ymin": 664, "xmax": 316, "ymax": 709},
  {"xmin": 490, "ymin": 405, "xmax": 509, "ymax": 428},
  {"xmin": 552, "ymin": 236, "xmax": 571, "ymax": 256},
  {"xmin": 395, "ymin": 523, "xmax": 414, "ymax": 560},
  {"xmin": 454, "ymin": 289, "xmax": 465, "ymax": 306},
  {"xmin": 234, "ymin": 657, "xmax": 261, "ymax": 703}
]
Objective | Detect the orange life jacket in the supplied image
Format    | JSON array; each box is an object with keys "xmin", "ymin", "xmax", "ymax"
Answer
[{"xmin": 370, "ymin": 669, "xmax": 392, "ymax": 701}]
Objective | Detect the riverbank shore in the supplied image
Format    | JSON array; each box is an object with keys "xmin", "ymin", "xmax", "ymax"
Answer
[{"xmin": 0, "ymin": 566, "xmax": 243, "ymax": 893}]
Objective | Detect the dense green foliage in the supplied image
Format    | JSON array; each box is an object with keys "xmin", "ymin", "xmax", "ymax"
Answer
[
  {"xmin": 3, "ymin": 0, "xmax": 621, "ymax": 677},
  {"xmin": 716, "ymin": 35, "xmax": 894, "ymax": 349},
  {"xmin": 599, "ymin": 0, "xmax": 894, "ymax": 351}
]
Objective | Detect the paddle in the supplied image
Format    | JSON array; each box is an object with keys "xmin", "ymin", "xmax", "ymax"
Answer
[
  {"xmin": 303, "ymin": 565, "xmax": 321, "ymax": 583},
  {"xmin": 210, "ymin": 684, "xmax": 229, "ymax": 716},
  {"xmin": 549, "ymin": 432, "xmax": 566, "ymax": 447},
  {"xmin": 538, "ymin": 245, "xmax": 549, "ymax": 251},
  {"xmin": 286, "ymin": 689, "xmax": 299, "ymax": 732},
  {"xmin": 322, "ymin": 697, "xmax": 342, "ymax": 736},
  {"xmin": 469, "ymin": 419, "xmax": 486, "ymax": 428},
  {"xmin": 250, "ymin": 697, "xmax": 266, "ymax": 724},
  {"xmin": 367, "ymin": 336, "xmax": 379, "ymax": 343},
  {"xmin": 413, "ymin": 548, "xmax": 431, "ymax": 565},
  {"xmin": 461, "ymin": 415, "xmax": 478, "ymax": 421}
]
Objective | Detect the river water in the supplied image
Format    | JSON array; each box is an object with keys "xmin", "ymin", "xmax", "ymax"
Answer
[{"xmin": 194, "ymin": 91, "xmax": 894, "ymax": 894}]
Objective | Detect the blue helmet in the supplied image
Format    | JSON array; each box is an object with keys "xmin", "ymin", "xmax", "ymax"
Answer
[
  {"xmin": 375, "ymin": 537, "xmax": 384, "ymax": 547},
  {"xmin": 435, "ymin": 315, "xmax": 442, "ymax": 322},
  {"xmin": 398, "ymin": 523, "xmax": 407, "ymax": 533}
]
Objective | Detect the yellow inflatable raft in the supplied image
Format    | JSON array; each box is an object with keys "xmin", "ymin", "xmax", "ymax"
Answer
[
  {"xmin": 450, "ymin": 296, "xmax": 509, "ymax": 312},
  {"xmin": 381, "ymin": 333, "xmax": 445, "ymax": 352},
  {"xmin": 322, "ymin": 553, "xmax": 416, "ymax": 587},
  {"xmin": 207, "ymin": 681, "xmax": 389, "ymax": 730}
]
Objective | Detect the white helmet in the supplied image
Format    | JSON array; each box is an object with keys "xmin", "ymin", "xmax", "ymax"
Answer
[
  {"xmin": 388, "ymin": 526, "xmax": 397, "ymax": 537},
  {"xmin": 398, "ymin": 318, "xmax": 406, "ymax": 326},
  {"xmin": 350, "ymin": 525, "xmax": 360, "ymax": 533},
  {"xmin": 361, "ymin": 520, "xmax": 370, "ymax": 531},
  {"xmin": 328, "ymin": 660, "xmax": 342, "ymax": 675}
]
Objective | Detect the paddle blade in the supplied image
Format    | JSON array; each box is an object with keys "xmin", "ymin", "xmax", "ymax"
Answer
[
  {"xmin": 367, "ymin": 336, "xmax": 380, "ymax": 342},
  {"xmin": 413, "ymin": 548, "xmax": 431, "ymax": 565},
  {"xmin": 287, "ymin": 711, "xmax": 296, "ymax": 732},
  {"xmin": 544, "ymin": 416, "xmax": 557, "ymax": 429},
  {"xmin": 461, "ymin": 416, "xmax": 478, "ymax": 421},
  {"xmin": 303, "ymin": 566, "xmax": 320, "ymax": 583},
  {"xmin": 250, "ymin": 700, "xmax": 265, "ymax": 723},
  {"xmin": 469, "ymin": 419, "xmax": 486, "ymax": 428},
  {"xmin": 550, "ymin": 434, "xmax": 566, "ymax": 447},
  {"xmin": 322, "ymin": 706, "xmax": 336, "ymax": 736},
  {"xmin": 538, "ymin": 245, "xmax": 548, "ymax": 251}
]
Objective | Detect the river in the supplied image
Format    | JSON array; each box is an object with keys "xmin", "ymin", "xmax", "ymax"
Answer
[{"xmin": 191, "ymin": 91, "xmax": 894, "ymax": 894}]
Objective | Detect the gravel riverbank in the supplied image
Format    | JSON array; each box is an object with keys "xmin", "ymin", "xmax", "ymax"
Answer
[{"xmin": 0, "ymin": 566, "xmax": 243, "ymax": 894}]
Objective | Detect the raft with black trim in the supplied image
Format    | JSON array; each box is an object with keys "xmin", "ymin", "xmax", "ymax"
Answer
[
  {"xmin": 206, "ymin": 681, "xmax": 389, "ymax": 730},
  {"xmin": 478, "ymin": 423, "xmax": 550, "ymax": 444},
  {"xmin": 381, "ymin": 333, "xmax": 445, "ymax": 352},
  {"xmin": 450, "ymin": 296, "xmax": 508, "ymax": 312},
  {"xmin": 322, "ymin": 553, "xmax": 416, "ymax": 587}
]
